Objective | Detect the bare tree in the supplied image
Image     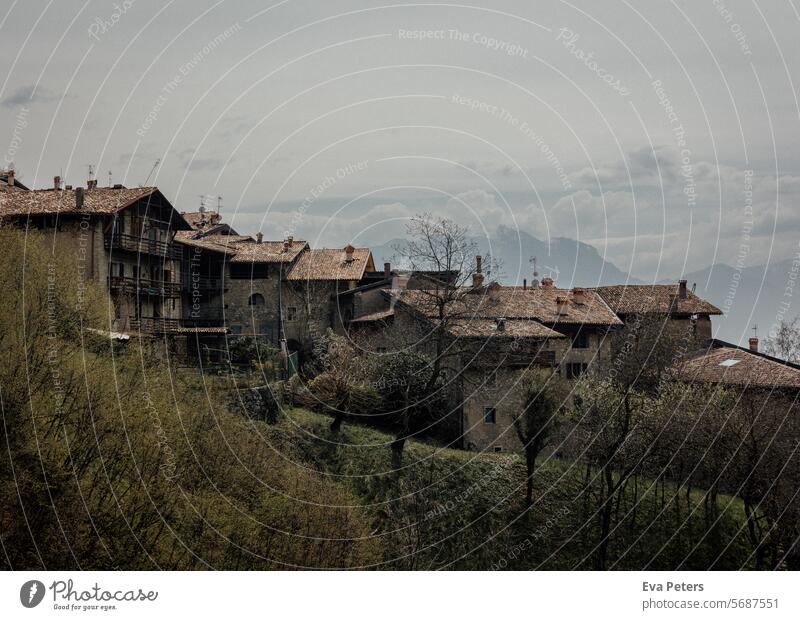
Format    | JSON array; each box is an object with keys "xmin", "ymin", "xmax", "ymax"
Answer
[
  {"xmin": 392, "ymin": 214, "xmax": 497, "ymax": 389},
  {"xmin": 763, "ymin": 317, "xmax": 800, "ymax": 362}
]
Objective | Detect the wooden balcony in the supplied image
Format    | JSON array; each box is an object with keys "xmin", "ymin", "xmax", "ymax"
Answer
[
  {"xmin": 105, "ymin": 233, "xmax": 182, "ymax": 259},
  {"xmin": 182, "ymin": 274, "xmax": 223, "ymax": 293},
  {"xmin": 129, "ymin": 316, "xmax": 226, "ymax": 333},
  {"xmin": 108, "ymin": 276, "xmax": 181, "ymax": 297},
  {"xmin": 129, "ymin": 317, "xmax": 182, "ymax": 333}
]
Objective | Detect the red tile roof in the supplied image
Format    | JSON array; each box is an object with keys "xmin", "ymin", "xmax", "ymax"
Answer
[
  {"xmin": 444, "ymin": 318, "xmax": 564, "ymax": 339},
  {"xmin": 174, "ymin": 232, "xmax": 254, "ymax": 254},
  {"xmin": 392, "ymin": 286, "xmax": 622, "ymax": 327},
  {"xmin": 349, "ymin": 308, "xmax": 395, "ymax": 323},
  {"xmin": 0, "ymin": 186, "xmax": 164, "ymax": 217},
  {"xmin": 594, "ymin": 284, "xmax": 722, "ymax": 316},
  {"xmin": 229, "ymin": 240, "xmax": 308, "ymax": 264},
  {"xmin": 286, "ymin": 247, "xmax": 374, "ymax": 281},
  {"xmin": 181, "ymin": 210, "xmax": 222, "ymax": 230},
  {"xmin": 676, "ymin": 341, "xmax": 800, "ymax": 389}
]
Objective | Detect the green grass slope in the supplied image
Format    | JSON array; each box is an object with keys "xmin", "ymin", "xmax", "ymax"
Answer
[{"xmin": 259, "ymin": 407, "xmax": 756, "ymax": 570}]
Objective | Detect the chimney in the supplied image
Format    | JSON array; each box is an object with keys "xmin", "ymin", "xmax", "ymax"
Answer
[
  {"xmin": 679, "ymin": 279, "xmax": 687, "ymax": 299},
  {"xmin": 523, "ymin": 278, "xmax": 527, "ymax": 291},
  {"xmin": 541, "ymin": 277, "xmax": 554, "ymax": 289},
  {"xmin": 572, "ymin": 287, "xmax": 585, "ymax": 305},
  {"xmin": 384, "ymin": 262, "xmax": 391, "ymax": 278},
  {"xmin": 668, "ymin": 293, "xmax": 679, "ymax": 313},
  {"xmin": 75, "ymin": 187, "xmax": 85, "ymax": 209},
  {"xmin": 54, "ymin": 175, "xmax": 62, "ymax": 190},
  {"xmin": 556, "ymin": 295, "xmax": 569, "ymax": 316},
  {"xmin": 495, "ymin": 317, "xmax": 506, "ymax": 332},
  {"xmin": 256, "ymin": 232, "xmax": 263, "ymax": 244},
  {"xmin": 473, "ymin": 255, "xmax": 485, "ymax": 288},
  {"xmin": 488, "ymin": 281, "xmax": 501, "ymax": 301},
  {"xmin": 345, "ymin": 244, "xmax": 355, "ymax": 262},
  {"xmin": 749, "ymin": 337, "xmax": 759, "ymax": 352},
  {"xmin": 87, "ymin": 179, "xmax": 97, "ymax": 189},
  {"xmin": 287, "ymin": 235, "xmax": 294, "ymax": 247},
  {"xmin": 283, "ymin": 240, "xmax": 290, "ymax": 252},
  {"xmin": 6, "ymin": 168, "xmax": 14, "ymax": 188}
]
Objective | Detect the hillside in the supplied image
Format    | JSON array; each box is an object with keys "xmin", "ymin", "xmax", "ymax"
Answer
[{"xmin": 259, "ymin": 407, "xmax": 754, "ymax": 570}]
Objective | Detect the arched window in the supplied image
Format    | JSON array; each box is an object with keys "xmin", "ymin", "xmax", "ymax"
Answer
[{"xmin": 248, "ymin": 293, "xmax": 265, "ymax": 306}]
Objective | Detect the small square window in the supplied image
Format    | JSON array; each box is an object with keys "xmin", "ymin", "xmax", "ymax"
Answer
[
  {"xmin": 572, "ymin": 331, "xmax": 589, "ymax": 349},
  {"xmin": 483, "ymin": 406, "xmax": 497, "ymax": 424},
  {"xmin": 494, "ymin": 446, "xmax": 503, "ymax": 452},
  {"xmin": 286, "ymin": 306, "xmax": 297, "ymax": 321}
]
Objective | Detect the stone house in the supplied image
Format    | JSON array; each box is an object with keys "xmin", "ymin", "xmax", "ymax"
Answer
[
  {"xmin": 172, "ymin": 229, "xmax": 382, "ymax": 364},
  {"xmin": 0, "ymin": 177, "xmax": 192, "ymax": 339},
  {"xmin": 593, "ymin": 280, "xmax": 722, "ymax": 341},
  {"xmin": 283, "ymin": 245, "xmax": 381, "ymax": 358},
  {"xmin": 348, "ymin": 266, "xmax": 623, "ymax": 451}
]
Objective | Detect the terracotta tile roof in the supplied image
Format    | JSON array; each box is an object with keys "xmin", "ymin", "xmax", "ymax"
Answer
[
  {"xmin": 174, "ymin": 232, "xmax": 253, "ymax": 254},
  {"xmin": 180, "ymin": 210, "xmax": 221, "ymax": 230},
  {"xmin": 392, "ymin": 286, "xmax": 622, "ymax": 327},
  {"xmin": 594, "ymin": 284, "xmax": 722, "ymax": 316},
  {"xmin": 676, "ymin": 341, "xmax": 800, "ymax": 389},
  {"xmin": 0, "ymin": 186, "xmax": 164, "ymax": 217},
  {"xmin": 350, "ymin": 308, "xmax": 395, "ymax": 323},
  {"xmin": 230, "ymin": 240, "xmax": 308, "ymax": 264},
  {"xmin": 287, "ymin": 247, "xmax": 374, "ymax": 281},
  {"xmin": 445, "ymin": 318, "xmax": 564, "ymax": 339}
]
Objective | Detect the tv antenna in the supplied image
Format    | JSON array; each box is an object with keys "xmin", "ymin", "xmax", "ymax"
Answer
[
  {"xmin": 142, "ymin": 158, "xmax": 160, "ymax": 186},
  {"xmin": 108, "ymin": 170, "xmax": 113, "ymax": 187}
]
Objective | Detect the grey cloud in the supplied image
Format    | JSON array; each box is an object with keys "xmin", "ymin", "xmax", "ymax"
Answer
[{"xmin": 1, "ymin": 84, "xmax": 63, "ymax": 108}]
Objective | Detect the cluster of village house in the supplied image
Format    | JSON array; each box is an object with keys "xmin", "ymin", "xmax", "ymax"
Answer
[{"xmin": 3, "ymin": 169, "xmax": 800, "ymax": 451}]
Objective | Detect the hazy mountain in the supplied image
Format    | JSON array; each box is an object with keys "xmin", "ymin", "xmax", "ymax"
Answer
[
  {"xmin": 370, "ymin": 228, "xmax": 800, "ymax": 347},
  {"xmin": 674, "ymin": 258, "xmax": 800, "ymax": 347},
  {"xmin": 371, "ymin": 226, "xmax": 643, "ymax": 288}
]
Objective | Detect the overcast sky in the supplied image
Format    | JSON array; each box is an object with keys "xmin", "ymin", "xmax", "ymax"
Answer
[{"xmin": 2, "ymin": 0, "xmax": 800, "ymax": 281}]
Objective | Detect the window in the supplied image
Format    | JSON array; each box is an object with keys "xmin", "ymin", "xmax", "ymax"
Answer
[
  {"xmin": 494, "ymin": 446, "xmax": 503, "ymax": 452},
  {"xmin": 230, "ymin": 325, "xmax": 242, "ymax": 335},
  {"xmin": 483, "ymin": 406, "xmax": 497, "ymax": 424},
  {"xmin": 572, "ymin": 331, "xmax": 589, "ymax": 349},
  {"xmin": 259, "ymin": 324, "xmax": 273, "ymax": 340},
  {"xmin": 110, "ymin": 262, "xmax": 124, "ymax": 278},
  {"xmin": 230, "ymin": 263, "xmax": 269, "ymax": 279},
  {"xmin": 286, "ymin": 306, "xmax": 297, "ymax": 321},
  {"xmin": 565, "ymin": 362, "xmax": 588, "ymax": 379},
  {"xmin": 249, "ymin": 293, "xmax": 265, "ymax": 306}
]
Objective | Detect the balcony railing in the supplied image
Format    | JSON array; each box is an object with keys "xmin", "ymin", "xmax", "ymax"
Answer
[
  {"xmin": 108, "ymin": 276, "xmax": 182, "ymax": 297},
  {"xmin": 105, "ymin": 233, "xmax": 182, "ymax": 259},
  {"xmin": 129, "ymin": 317, "xmax": 182, "ymax": 333},
  {"xmin": 129, "ymin": 316, "xmax": 226, "ymax": 333},
  {"xmin": 181, "ymin": 275, "xmax": 223, "ymax": 293}
]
